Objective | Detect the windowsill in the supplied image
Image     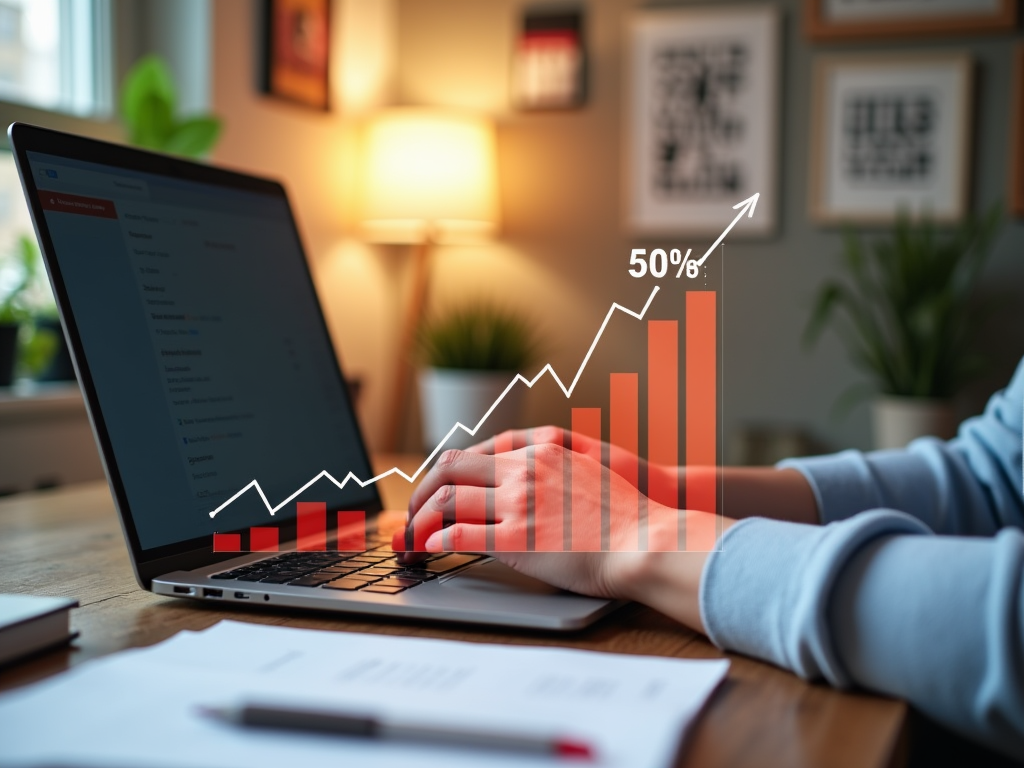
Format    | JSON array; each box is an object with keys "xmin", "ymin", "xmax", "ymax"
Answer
[{"xmin": 0, "ymin": 380, "xmax": 85, "ymax": 421}]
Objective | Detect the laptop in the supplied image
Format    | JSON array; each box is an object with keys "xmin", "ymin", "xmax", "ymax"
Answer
[{"xmin": 9, "ymin": 122, "xmax": 619, "ymax": 631}]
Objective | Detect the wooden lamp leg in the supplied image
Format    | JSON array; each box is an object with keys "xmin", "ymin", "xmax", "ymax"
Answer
[{"xmin": 384, "ymin": 240, "xmax": 432, "ymax": 452}]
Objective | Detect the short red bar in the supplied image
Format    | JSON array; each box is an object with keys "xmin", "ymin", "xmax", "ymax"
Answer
[
  {"xmin": 297, "ymin": 501, "xmax": 327, "ymax": 551},
  {"xmin": 571, "ymin": 408, "xmax": 602, "ymax": 551},
  {"xmin": 648, "ymin": 320, "xmax": 679, "ymax": 549},
  {"xmin": 686, "ymin": 291, "xmax": 717, "ymax": 551},
  {"xmin": 337, "ymin": 511, "xmax": 366, "ymax": 551},
  {"xmin": 249, "ymin": 527, "xmax": 279, "ymax": 552},
  {"xmin": 212, "ymin": 533, "xmax": 241, "ymax": 552},
  {"xmin": 610, "ymin": 373, "xmax": 639, "ymax": 549}
]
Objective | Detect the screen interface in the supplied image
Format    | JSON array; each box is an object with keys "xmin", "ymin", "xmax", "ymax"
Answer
[{"xmin": 26, "ymin": 150, "xmax": 376, "ymax": 551}]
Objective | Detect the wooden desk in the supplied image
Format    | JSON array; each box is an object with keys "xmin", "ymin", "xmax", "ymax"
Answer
[{"xmin": 0, "ymin": 458, "xmax": 907, "ymax": 768}]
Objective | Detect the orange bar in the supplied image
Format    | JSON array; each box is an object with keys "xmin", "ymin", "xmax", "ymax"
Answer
[
  {"xmin": 610, "ymin": 373, "xmax": 639, "ymax": 549},
  {"xmin": 212, "ymin": 533, "xmax": 240, "ymax": 552},
  {"xmin": 249, "ymin": 527, "xmax": 279, "ymax": 552},
  {"xmin": 337, "ymin": 511, "xmax": 366, "ymax": 551},
  {"xmin": 571, "ymin": 408, "xmax": 602, "ymax": 551},
  {"xmin": 648, "ymin": 321, "xmax": 679, "ymax": 548},
  {"xmin": 686, "ymin": 292, "xmax": 717, "ymax": 551},
  {"xmin": 297, "ymin": 501, "xmax": 327, "ymax": 551}
]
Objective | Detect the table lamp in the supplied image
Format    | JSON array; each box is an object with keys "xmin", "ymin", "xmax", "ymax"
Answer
[{"xmin": 360, "ymin": 108, "xmax": 500, "ymax": 451}]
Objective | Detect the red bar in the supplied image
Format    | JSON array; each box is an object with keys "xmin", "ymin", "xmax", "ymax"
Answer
[
  {"xmin": 492, "ymin": 431, "xmax": 527, "ymax": 552},
  {"xmin": 533, "ymin": 428, "xmax": 565, "ymax": 552},
  {"xmin": 337, "ymin": 511, "xmax": 366, "ymax": 551},
  {"xmin": 648, "ymin": 321, "xmax": 679, "ymax": 549},
  {"xmin": 297, "ymin": 501, "xmax": 327, "ymax": 551},
  {"xmin": 686, "ymin": 292, "xmax": 717, "ymax": 551},
  {"xmin": 212, "ymin": 533, "xmax": 240, "ymax": 552},
  {"xmin": 610, "ymin": 373, "xmax": 639, "ymax": 549},
  {"xmin": 38, "ymin": 189, "xmax": 118, "ymax": 219},
  {"xmin": 571, "ymin": 408, "xmax": 602, "ymax": 551},
  {"xmin": 249, "ymin": 527, "xmax": 279, "ymax": 552}
]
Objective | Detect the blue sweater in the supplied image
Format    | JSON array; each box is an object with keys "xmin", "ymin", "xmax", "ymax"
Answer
[{"xmin": 700, "ymin": 357, "xmax": 1024, "ymax": 760}]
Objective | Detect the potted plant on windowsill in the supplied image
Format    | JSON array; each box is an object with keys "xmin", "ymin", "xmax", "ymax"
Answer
[
  {"xmin": 417, "ymin": 304, "xmax": 540, "ymax": 453},
  {"xmin": 0, "ymin": 236, "xmax": 58, "ymax": 387},
  {"xmin": 805, "ymin": 208, "xmax": 1001, "ymax": 449}
]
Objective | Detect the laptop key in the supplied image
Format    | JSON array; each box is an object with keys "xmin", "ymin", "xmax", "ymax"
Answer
[
  {"xmin": 360, "ymin": 567, "xmax": 401, "ymax": 576},
  {"xmin": 289, "ymin": 575, "xmax": 337, "ymax": 587},
  {"xmin": 323, "ymin": 578, "xmax": 369, "ymax": 591},
  {"xmin": 362, "ymin": 585, "xmax": 406, "ymax": 594},
  {"xmin": 343, "ymin": 573, "xmax": 382, "ymax": 583},
  {"xmin": 376, "ymin": 577, "xmax": 420, "ymax": 589}
]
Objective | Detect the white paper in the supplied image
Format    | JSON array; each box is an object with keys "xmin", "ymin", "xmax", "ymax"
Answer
[{"xmin": 0, "ymin": 620, "xmax": 728, "ymax": 768}]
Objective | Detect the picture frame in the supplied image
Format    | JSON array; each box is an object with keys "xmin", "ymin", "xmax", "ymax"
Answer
[
  {"xmin": 624, "ymin": 5, "xmax": 778, "ymax": 238},
  {"xmin": 259, "ymin": 0, "xmax": 331, "ymax": 111},
  {"xmin": 810, "ymin": 53, "xmax": 973, "ymax": 225},
  {"xmin": 1011, "ymin": 44, "xmax": 1024, "ymax": 218},
  {"xmin": 805, "ymin": 0, "xmax": 1017, "ymax": 41}
]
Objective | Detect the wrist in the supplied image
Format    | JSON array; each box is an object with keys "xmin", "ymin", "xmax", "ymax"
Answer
[{"xmin": 611, "ymin": 510, "xmax": 737, "ymax": 634}]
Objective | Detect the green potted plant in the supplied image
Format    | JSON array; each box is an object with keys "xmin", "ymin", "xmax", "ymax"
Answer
[
  {"xmin": 120, "ymin": 55, "xmax": 222, "ymax": 158},
  {"xmin": 805, "ymin": 208, "xmax": 1001, "ymax": 449},
  {"xmin": 0, "ymin": 236, "xmax": 57, "ymax": 386},
  {"xmin": 417, "ymin": 304, "xmax": 540, "ymax": 452}
]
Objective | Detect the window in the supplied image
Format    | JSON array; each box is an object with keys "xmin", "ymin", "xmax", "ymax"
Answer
[{"xmin": 0, "ymin": 0, "xmax": 112, "ymax": 117}]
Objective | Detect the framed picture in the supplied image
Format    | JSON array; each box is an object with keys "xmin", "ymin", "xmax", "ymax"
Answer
[
  {"xmin": 512, "ymin": 6, "xmax": 586, "ymax": 110},
  {"xmin": 1012, "ymin": 45, "xmax": 1024, "ymax": 218},
  {"xmin": 259, "ymin": 0, "xmax": 330, "ymax": 110},
  {"xmin": 805, "ymin": 0, "xmax": 1017, "ymax": 41},
  {"xmin": 624, "ymin": 6, "xmax": 778, "ymax": 237},
  {"xmin": 810, "ymin": 53, "xmax": 972, "ymax": 224}
]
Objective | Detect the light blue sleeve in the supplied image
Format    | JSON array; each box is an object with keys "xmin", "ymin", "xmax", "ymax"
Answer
[
  {"xmin": 777, "ymin": 355, "xmax": 1024, "ymax": 534},
  {"xmin": 700, "ymin": 357, "xmax": 1024, "ymax": 759},
  {"xmin": 700, "ymin": 514, "xmax": 1024, "ymax": 760}
]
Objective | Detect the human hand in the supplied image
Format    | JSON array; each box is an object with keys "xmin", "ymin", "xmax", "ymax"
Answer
[
  {"xmin": 466, "ymin": 426, "xmax": 686, "ymax": 509},
  {"xmin": 393, "ymin": 445, "xmax": 724, "ymax": 615}
]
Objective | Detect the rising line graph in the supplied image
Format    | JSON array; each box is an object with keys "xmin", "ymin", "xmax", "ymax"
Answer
[
  {"xmin": 208, "ymin": 285, "xmax": 663, "ymax": 519},
  {"xmin": 207, "ymin": 192, "xmax": 758, "ymax": 520}
]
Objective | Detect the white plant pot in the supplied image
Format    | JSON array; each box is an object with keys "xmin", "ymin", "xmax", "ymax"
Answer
[
  {"xmin": 418, "ymin": 368, "xmax": 526, "ymax": 453},
  {"xmin": 872, "ymin": 395, "xmax": 956, "ymax": 450}
]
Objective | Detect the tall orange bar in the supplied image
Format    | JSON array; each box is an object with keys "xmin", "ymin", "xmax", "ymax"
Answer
[
  {"xmin": 648, "ymin": 321, "xmax": 679, "ymax": 548},
  {"xmin": 249, "ymin": 527, "xmax": 279, "ymax": 552},
  {"xmin": 296, "ymin": 501, "xmax": 327, "ymax": 551},
  {"xmin": 571, "ymin": 408, "xmax": 602, "ymax": 550},
  {"xmin": 212, "ymin": 533, "xmax": 240, "ymax": 552},
  {"xmin": 610, "ymin": 373, "xmax": 639, "ymax": 549},
  {"xmin": 337, "ymin": 511, "xmax": 366, "ymax": 551},
  {"xmin": 686, "ymin": 291, "xmax": 717, "ymax": 550}
]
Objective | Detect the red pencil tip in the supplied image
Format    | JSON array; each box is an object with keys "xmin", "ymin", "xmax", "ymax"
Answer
[{"xmin": 555, "ymin": 739, "xmax": 595, "ymax": 760}]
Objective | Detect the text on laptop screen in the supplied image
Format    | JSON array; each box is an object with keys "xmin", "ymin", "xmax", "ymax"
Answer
[{"xmin": 27, "ymin": 151, "xmax": 377, "ymax": 550}]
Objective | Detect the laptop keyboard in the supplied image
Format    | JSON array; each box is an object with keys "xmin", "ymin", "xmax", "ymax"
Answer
[{"xmin": 209, "ymin": 533, "xmax": 482, "ymax": 595}]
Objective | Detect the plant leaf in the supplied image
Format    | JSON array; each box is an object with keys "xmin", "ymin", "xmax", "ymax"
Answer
[
  {"xmin": 121, "ymin": 55, "xmax": 177, "ymax": 134},
  {"xmin": 163, "ymin": 117, "xmax": 223, "ymax": 158}
]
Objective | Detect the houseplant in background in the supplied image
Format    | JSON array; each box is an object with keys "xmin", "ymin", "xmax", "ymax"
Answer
[
  {"xmin": 417, "ymin": 304, "xmax": 540, "ymax": 453},
  {"xmin": 120, "ymin": 55, "xmax": 222, "ymax": 158},
  {"xmin": 805, "ymin": 207, "xmax": 1001, "ymax": 449},
  {"xmin": 0, "ymin": 235, "xmax": 58, "ymax": 387}
]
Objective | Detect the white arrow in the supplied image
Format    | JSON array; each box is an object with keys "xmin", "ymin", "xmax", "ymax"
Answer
[{"xmin": 694, "ymin": 192, "xmax": 759, "ymax": 267}]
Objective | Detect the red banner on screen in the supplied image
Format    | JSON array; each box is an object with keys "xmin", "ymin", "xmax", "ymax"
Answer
[{"xmin": 38, "ymin": 190, "xmax": 118, "ymax": 219}]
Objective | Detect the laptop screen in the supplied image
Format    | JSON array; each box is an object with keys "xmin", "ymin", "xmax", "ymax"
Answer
[{"xmin": 18, "ymin": 134, "xmax": 379, "ymax": 555}]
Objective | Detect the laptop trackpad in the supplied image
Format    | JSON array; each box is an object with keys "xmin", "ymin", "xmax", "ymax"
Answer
[{"xmin": 441, "ymin": 560, "xmax": 565, "ymax": 595}]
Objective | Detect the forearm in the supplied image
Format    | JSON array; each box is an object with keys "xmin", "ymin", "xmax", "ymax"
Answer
[{"xmin": 657, "ymin": 465, "xmax": 819, "ymax": 524}]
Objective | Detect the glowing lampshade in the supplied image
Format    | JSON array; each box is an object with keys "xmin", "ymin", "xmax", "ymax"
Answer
[{"xmin": 360, "ymin": 108, "xmax": 499, "ymax": 244}]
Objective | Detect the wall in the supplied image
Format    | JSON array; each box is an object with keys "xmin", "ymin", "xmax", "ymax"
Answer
[
  {"xmin": 393, "ymin": 0, "xmax": 1024, "ymax": 455},
  {"xmin": 210, "ymin": 0, "xmax": 402, "ymax": 451}
]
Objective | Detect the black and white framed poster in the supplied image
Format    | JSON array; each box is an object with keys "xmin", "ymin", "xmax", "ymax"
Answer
[
  {"xmin": 810, "ymin": 53, "xmax": 972, "ymax": 224},
  {"xmin": 625, "ymin": 5, "xmax": 778, "ymax": 237}
]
